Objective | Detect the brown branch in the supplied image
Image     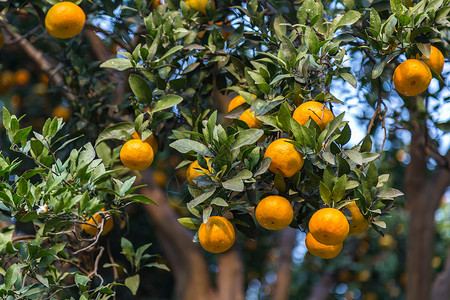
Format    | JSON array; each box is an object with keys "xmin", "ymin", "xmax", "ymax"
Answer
[
  {"xmin": 273, "ymin": 227, "xmax": 297, "ymax": 300},
  {"xmin": 2, "ymin": 23, "xmax": 75, "ymax": 101}
]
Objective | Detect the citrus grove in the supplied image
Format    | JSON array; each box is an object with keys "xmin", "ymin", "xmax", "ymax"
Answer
[{"xmin": 0, "ymin": 0, "xmax": 448, "ymax": 299}]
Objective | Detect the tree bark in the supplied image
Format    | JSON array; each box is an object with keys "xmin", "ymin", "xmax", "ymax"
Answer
[
  {"xmin": 273, "ymin": 227, "xmax": 297, "ymax": 300},
  {"xmin": 432, "ymin": 247, "xmax": 450, "ymax": 300},
  {"xmin": 217, "ymin": 249, "xmax": 245, "ymax": 300},
  {"xmin": 405, "ymin": 125, "xmax": 450, "ymax": 300}
]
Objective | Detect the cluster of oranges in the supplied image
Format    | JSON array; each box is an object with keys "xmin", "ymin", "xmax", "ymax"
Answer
[
  {"xmin": 393, "ymin": 46, "xmax": 445, "ymax": 97},
  {"xmin": 306, "ymin": 202, "xmax": 369, "ymax": 259}
]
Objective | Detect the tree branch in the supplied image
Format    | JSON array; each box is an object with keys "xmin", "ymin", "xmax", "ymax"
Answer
[{"xmin": 217, "ymin": 249, "xmax": 245, "ymax": 300}]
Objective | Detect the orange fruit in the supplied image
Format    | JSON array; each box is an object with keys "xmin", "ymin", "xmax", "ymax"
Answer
[
  {"xmin": 415, "ymin": 45, "xmax": 445, "ymax": 74},
  {"xmin": 185, "ymin": 0, "xmax": 215, "ymax": 15},
  {"xmin": 292, "ymin": 101, "xmax": 334, "ymax": 131},
  {"xmin": 239, "ymin": 108, "xmax": 263, "ymax": 128},
  {"xmin": 309, "ymin": 208, "xmax": 349, "ymax": 245},
  {"xmin": 198, "ymin": 216, "xmax": 235, "ymax": 253},
  {"xmin": 14, "ymin": 69, "xmax": 31, "ymax": 86},
  {"xmin": 305, "ymin": 232, "xmax": 343, "ymax": 259},
  {"xmin": 393, "ymin": 59, "xmax": 431, "ymax": 97},
  {"xmin": 52, "ymin": 105, "xmax": 72, "ymax": 122},
  {"xmin": 255, "ymin": 195, "xmax": 293, "ymax": 230},
  {"xmin": 153, "ymin": 170, "xmax": 168, "ymax": 187},
  {"xmin": 344, "ymin": 201, "xmax": 369, "ymax": 236},
  {"xmin": 263, "ymin": 139, "xmax": 304, "ymax": 178},
  {"xmin": 82, "ymin": 209, "xmax": 114, "ymax": 236},
  {"xmin": 228, "ymin": 94, "xmax": 256, "ymax": 112},
  {"xmin": 45, "ymin": 2, "xmax": 85, "ymax": 39},
  {"xmin": 0, "ymin": 70, "xmax": 15, "ymax": 94},
  {"xmin": 186, "ymin": 158, "xmax": 212, "ymax": 187},
  {"xmin": 40, "ymin": 74, "xmax": 50, "ymax": 85},
  {"xmin": 120, "ymin": 139, "xmax": 154, "ymax": 171},
  {"xmin": 132, "ymin": 132, "xmax": 158, "ymax": 154}
]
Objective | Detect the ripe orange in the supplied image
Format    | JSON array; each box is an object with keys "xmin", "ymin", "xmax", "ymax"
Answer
[
  {"xmin": 292, "ymin": 101, "xmax": 334, "ymax": 131},
  {"xmin": 393, "ymin": 59, "xmax": 431, "ymax": 97},
  {"xmin": 239, "ymin": 108, "xmax": 263, "ymax": 128},
  {"xmin": 344, "ymin": 201, "xmax": 369, "ymax": 236},
  {"xmin": 309, "ymin": 208, "xmax": 349, "ymax": 245},
  {"xmin": 228, "ymin": 94, "xmax": 256, "ymax": 112},
  {"xmin": 185, "ymin": 0, "xmax": 215, "ymax": 15},
  {"xmin": 186, "ymin": 158, "xmax": 212, "ymax": 187},
  {"xmin": 255, "ymin": 195, "xmax": 293, "ymax": 230},
  {"xmin": 132, "ymin": 132, "xmax": 158, "ymax": 154},
  {"xmin": 120, "ymin": 139, "xmax": 154, "ymax": 171},
  {"xmin": 415, "ymin": 45, "xmax": 445, "ymax": 74},
  {"xmin": 305, "ymin": 232, "xmax": 343, "ymax": 259},
  {"xmin": 52, "ymin": 105, "xmax": 72, "ymax": 122},
  {"xmin": 263, "ymin": 139, "xmax": 304, "ymax": 178},
  {"xmin": 82, "ymin": 209, "xmax": 114, "ymax": 236},
  {"xmin": 198, "ymin": 216, "xmax": 235, "ymax": 253},
  {"xmin": 14, "ymin": 69, "xmax": 31, "ymax": 86},
  {"xmin": 45, "ymin": 2, "xmax": 85, "ymax": 39}
]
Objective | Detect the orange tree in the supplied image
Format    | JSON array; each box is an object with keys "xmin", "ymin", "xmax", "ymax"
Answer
[{"xmin": 0, "ymin": 0, "xmax": 448, "ymax": 299}]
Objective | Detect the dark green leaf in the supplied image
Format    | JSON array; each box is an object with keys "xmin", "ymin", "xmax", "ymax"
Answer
[
  {"xmin": 5, "ymin": 263, "xmax": 19, "ymax": 290},
  {"xmin": 332, "ymin": 175, "xmax": 347, "ymax": 202},
  {"xmin": 222, "ymin": 178, "xmax": 244, "ymax": 192},
  {"xmin": 232, "ymin": 129, "xmax": 264, "ymax": 150},
  {"xmin": 319, "ymin": 181, "xmax": 332, "ymax": 206},
  {"xmin": 100, "ymin": 58, "xmax": 134, "ymax": 71},
  {"xmin": 152, "ymin": 95, "xmax": 183, "ymax": 113},
  {"xmin": 129, "ymin": 74, "xmax": 152, "ymax": 105}
]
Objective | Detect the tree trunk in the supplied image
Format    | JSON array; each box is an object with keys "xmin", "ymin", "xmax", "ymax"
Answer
[
  {"xmin": 405, "ymin": 125, "xmax": 450, "ymax": 300},
  {"xmin": 273, "ymin": 227, "xmax": 297, "ymax": 300},
  {"xmin": 138, "ymin": 171, "xmax": 246, "ymax": 300}
]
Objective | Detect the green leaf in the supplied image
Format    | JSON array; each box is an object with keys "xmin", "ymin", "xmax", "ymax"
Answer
[
  {"xmin": 125, "ymin": 274, "xmax": 140, "ymax": 296},
  {"xmin": 274, "ymin": 173, "xmax": 286, "ymax": 192},
  {"xmin": 337, "ymin": 154, "xmax": 350, "ymax": 175},
  {"xmin": 329, "ymin": 10, "xmax": 361, "ymax": 35},
  {"xmin": 134, "ymin": 243, "xmax": 152, "ymax": 269},
  {"xmin": 369, "ymin": 8, "xmax": 382, "ymax": 36},
  {"xmin": 361, "ymin": 134, "xmax": 373, "ymax": 152},
  {"xmin": 95, "ymin": 123, "xmax": 134, "ymax": 146},
  {"xmin": 277, "ymin": 102, "xmax": 291, "ymax": 134},
  {"xmin": 222, "ymin": 177, "xmax": 244, "ymax": 192},
  {"xmin": 232, "ymin": 129, "xmax": 264, "ymax": 150},
  {"xmin": 273, "ymin": 15, "xmax": 287, "ymax": 38},
  {"xmin": 159, "ymin": 45, "xmax": 183, "ymax": 61},
  {"xmin": 100, "ymin": 58, "xmax": 134, "ymax": 71},
  {"xmin": 170, "ymin": 140, "xmax": 213, "ymax": 156},
  {"xmin": 4, "ymin": 263, "xmax": 19, "ymax": 290},
  {"xmin": 13, "ymin": 126, "xmax": 32, "ymax": 144},
  {"xmin": 336, "ymin": 123, "xmax": 351, "ymax": 145},
  {"xmin": 2, "ymin": 107, "xmax": 11, "ymax": 130},
  {"xmin": 129, "ymin": 74, "xmax": 152, "ymax": 105},
  {"xmin": 144, "ymin": 262, "xmax": 170, "ymax": 271},
  {"xmin": 332, "ymin": 175, "xmax": 347, "ymax": 202},
  {"xmin": 211, "ymin": 197, "xmax": 229, "ymax": 207},
  {"xmin": 390, "ymin": 0, "xmax": 404, "ymax": 16},
  {"xmin": 319, "ymin": 181, "xmax": 332, "ymax": 206},
  {"xmin": 152, "ymin": 95, "xmax": 183, "ymax": 113},
  {"xmin": 340, "ymin": 73, "xmax": 357, "ymax": 88},
  {"xmin": 188, "ymin": 188, "xmax": 216, "ymax": 209},
  {"xmin": 366, "ymin": 162, "xmax": 378, "ymax": 187},
  {"xmin": 178, "ymin": 217, "xmax": 202, "ymax": 229},
  {"xmin": 306, "ymin": 27, "xmax": 319, "ymax": 53},
  {"xmin": 372, "ymin": 50, "xmax": 400, "ymax": 79},
  {"xmin": 75, "ymin": 273, "xmax": 90, "ymax": 288},
  {"xmin": 345, "ymin": 150, "xmax": 363, "ymax": 165},
  {"xmin": 378, "ymin": 188, "xmax": 403, "ymax": 198},
  {"xmin": 121, "ymin": 238, "xmax": 135, "ymax": 265}
]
